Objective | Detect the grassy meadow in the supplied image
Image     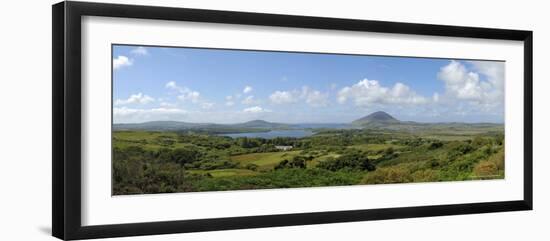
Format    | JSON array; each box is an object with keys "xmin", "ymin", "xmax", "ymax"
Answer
[{"xmin": 112, "ymin": 125, "xmax": 505, "ymax": 195}]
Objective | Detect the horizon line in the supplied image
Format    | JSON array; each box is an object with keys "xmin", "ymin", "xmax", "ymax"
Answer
[{"xmin": 112, "ymin": 119, "xmax": 505, "ymax": 125}]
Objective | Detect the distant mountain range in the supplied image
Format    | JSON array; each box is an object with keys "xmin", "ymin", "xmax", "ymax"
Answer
[
  {"xmin": 113, "ymin": 111, "xmax": 502, "ymax": 133},
  {"xmin": 231, "ymin": 120, "xmax": 289, "ymax": 129},
  {"xmin": 113, "ymin": 119, "xmax": 291, "ymax": 132}
]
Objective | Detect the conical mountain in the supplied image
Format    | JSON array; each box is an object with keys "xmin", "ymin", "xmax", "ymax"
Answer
[{"xmin": 352, "ymin": 111, "xmax": 399, "ymax": 126}]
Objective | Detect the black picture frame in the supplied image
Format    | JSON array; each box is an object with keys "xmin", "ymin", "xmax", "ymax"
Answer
[{"xmin": 52, "ymin": 1, "xmax": 533, "ymax": 240}]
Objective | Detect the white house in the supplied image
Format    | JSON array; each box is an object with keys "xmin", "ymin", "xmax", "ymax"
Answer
[{"xmin": 275, "ymin": 145, "xmax": 293, "ymax": 151}]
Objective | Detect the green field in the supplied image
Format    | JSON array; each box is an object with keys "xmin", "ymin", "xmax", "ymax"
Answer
[
  {"xmin": 188, "ymin": 169, "xmax": 259, "ymax": 178},
  {"xmin": 112, "ymin": 125, "xmax": 505, "ymax": 195},
  {"xmin": 231, "ymin": 151, "xmax": 302, "ymax": 170},
  {"xmin": 349, "ymin": 143, "xmax": 405, "ymax": 151}
]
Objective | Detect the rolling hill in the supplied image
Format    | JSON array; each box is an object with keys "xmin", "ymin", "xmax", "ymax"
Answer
[{"xmin": 230, "ymin": 120, "xmax": 289, "ymax": 129}]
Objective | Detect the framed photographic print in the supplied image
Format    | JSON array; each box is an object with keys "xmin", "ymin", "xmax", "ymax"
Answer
[{"xmin": 52, "ymin": 1, "xmax": 533, "ymax": 240}]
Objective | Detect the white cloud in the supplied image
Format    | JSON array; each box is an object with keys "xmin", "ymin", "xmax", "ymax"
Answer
[
  {"xmin": 165, "ymin": 81, "xmax": 181, "ymax": 91},
  {"xmin": 305, "ymin": 90, "xmax": 329, "ymax": 107},
  {"xmin": 241, "ymin": 95, "xmax": 259, "ymax": 105},
  {"xmin": 389, "ymin": 83, "xmax": 428, "ymax": 104},
  {"xmin": 243, "ymin": 106, "xmax": 271, "ymax": 113},
  {"xmin": 201, "ymin": 102, "xmax": 214, "ymax": 109},
  {"xmin": 243, "ymin": 86, "xmax": 253, "ymax": 94},
  {"xmin": 432, "ymin": 92, "xmax": 440, "ymax": 102},
  {"xmin": 131, "ymin": 47, "xmax": 148, "ymax": 55},
  {"xmin": 149, "ymin": 108, "xmax": 186, "ymax": 114},
  {"xmin": 269, "ymin": 87, "xmax": 329, "ymax": 107},
  {"xmin": 337, "ymin": 79, "xmax": 427, "ymax": 106},
  {"xmin": 225, "ymin": 96, "xmax": 235, "ymax": 106},
  {"xmin": 115, "ymin": 93, "xmax": 154, "ymax": 105},
  {"xmin": 242, "ymin": 95, "xmax": 254, "ymax": 104},
  {"xmin": 113, "ymin": 55, "xmax": 132, "ymax": 70},
  {"xmin": 300, "ymin": 86, "xmax": 329, "ymax": 107},
  {"xmin": 159, "ymin": 102, "xmax": 176, "ymax": 108},
  {"xmin": 165, "ymin": 81, "xmax": 201, "ymax": 103},
  {"xmin": 437, "ymin": 61, "xmax": 483, "ymax": 100},
  {"xmin": 469, "ymin": 61, "xmax": 504, "ymax": 90},
  {"xmin": 178, "ymin": 91, "xmax": 200, "ymax": 103},
  {"xmin": 113, "ymin": 107, "xmax": 187, "ymax": 123},
  {"xmin": 437, "ymin": 60, "xmax": 504, "ymax": 110},
  {"xmin": 269, "ymin": 91, "xmax": 296, "ymax": 104},
  {"xmin": 114, "ymin": 107, "xmax": 161, "ymax": 116},
  {"xmin": 469, "ymin": 61, "xmax": 505, "ymax": 101}
]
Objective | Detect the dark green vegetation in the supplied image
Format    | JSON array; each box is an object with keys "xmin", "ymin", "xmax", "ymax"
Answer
[{"xmin": 112, "ymin": 112, "xmax": 505, "ymax": 195}]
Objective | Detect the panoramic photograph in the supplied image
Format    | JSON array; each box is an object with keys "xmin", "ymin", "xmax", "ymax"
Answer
[{"xmin": 112, "ymin": 45, "xmax": 505, "ymax": 195}]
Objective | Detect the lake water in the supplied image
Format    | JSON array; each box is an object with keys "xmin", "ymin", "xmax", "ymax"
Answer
[{"xmin": 220, "ymin": 129, "xmax": 315, "ymax": 139}]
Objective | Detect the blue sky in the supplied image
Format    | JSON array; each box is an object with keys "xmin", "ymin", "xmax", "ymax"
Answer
[{"xmin": 112, "ymin": 45, "xmax": 504, "ymax": 124}]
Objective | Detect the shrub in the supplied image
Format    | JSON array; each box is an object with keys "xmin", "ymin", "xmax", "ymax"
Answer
[
  {"xmin": 274, "ymin": 156, "xmax": 309, "ymax": 170},
  {"xmin": 362, "ymin": 166, "xmax": 412, "ymax": 184},
  {"xmin": 428, "ymin": 141, "xmax": 443, "ymax": 150},
  {"xmin": 317, "ymin": 151, "xmax": 375, "ymax": 171},
  {"xmin": 411, "ymin": 169, "xmax": 439, "ymax": 182},
  {"xmin": 472, "ymin": 161, "xmax": 498, "ymax": 178},
  {"xmin": 245, "ymin": 163, "xmax": 259, "ymax": 171},
  {"xmin": 472, "ymin": 149, "xmax": 504, "ymax": 179}
]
